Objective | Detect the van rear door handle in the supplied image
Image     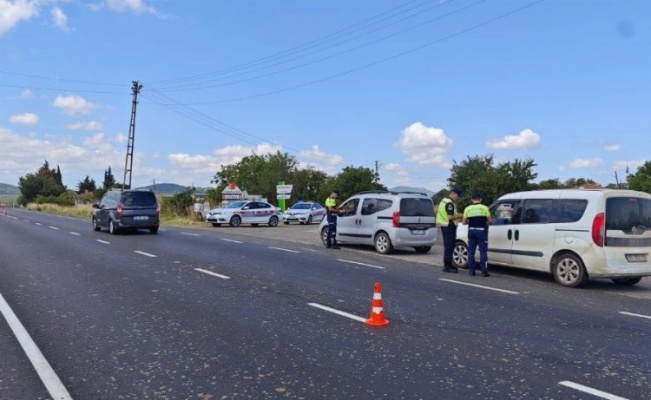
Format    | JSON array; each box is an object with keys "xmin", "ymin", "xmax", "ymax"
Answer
[
  {"xmin": 508, "ymin": 229, "xmax": 512, "ymax": 240},
  {"xmin": 514, "ymin": 230, "xmax": 520, "ymax": 241}
]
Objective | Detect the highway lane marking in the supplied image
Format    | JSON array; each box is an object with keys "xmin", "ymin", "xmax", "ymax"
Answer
[
  {"xmin": 269, "ymin": 246, "xmax": 300, "ymax": 253},
  {"xmin": 195, "ymin": 268, "xmax": 231, "ymax": 280},
  {"xmin": 70, "ymin": 232, "xmax": 81, "ymax": 236},
  {"xmin": 439, "ymin": 278, "xmax": 520, "ymax": 295},
  {"xmin": 35, "ymin": 222, "xmax": 43, "ymax": 226},
  {"xmin": 221, "ymin": 238, "xmax": 242, "ymax": 243},
  {"xmin": 0, "ymin": 292, "xmax": 73, "ymax": 400},
  {"xmin": 308, "ymin": 303, "xmax": 367, "ymax": 323},
  {"xmin": 559, "ymin": 381, "xmax": 629, "ymax": 400},
  {"xmin": 337, "ymin": 259, "xmax": 385, "ymax": 270},
  {"xmin": 49, "ymin": 226, "xmax": 59, "ymax": 230},
  {"xmin": 181, "ymin": 232, "xmax": 200, "ymax": 237},
  {"xmin": 96, "ymin": 239, "xmax": 110, "ymax": 244},
  {"xmin": 619, "ymin": 311, "xmax": 651, "ymax": 321},
  {"xmin": 135, "ymin": 251, "xmax": 157, "ymax": 258}
]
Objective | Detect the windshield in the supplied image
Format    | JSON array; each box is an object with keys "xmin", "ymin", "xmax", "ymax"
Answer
[
  {"xmin": 226, "ymin": 201, "xmax": 248, "ymax": 209},
  {"xmin": 290, "ymin": 203, "xmax": 312, "ymax": 210}
]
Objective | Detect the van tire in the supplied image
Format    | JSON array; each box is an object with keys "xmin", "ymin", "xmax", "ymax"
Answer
[
  {"xmin": 414, "ymin": 246, "xmax": 432, "ymax": 254},
  {"xmin": 149, "ymin": 227, "xmax": 158, "ymax": 234},
  {"xmin": 452, "ymin": 242, "xmax": 469, "ymax": 269},
  {"xmin": 109, "ymin": 220, "xmax": 118, "ymax": 235},
  {"xmin": 92, "ymin": 217, "xmax": 101, "ymax": 231},
  {"xmin": 374, "ymin": 232, "xmax": 393, "ymax": 254},
  {"xmin": 552, "ymin": 253, "xmax": 587, "ymax": 287},
  {"xmin": 611, "ymin": 277, "xmax": 642, "ymax": 286},
  {"xmin": 320, "ymin": 227, "xmax": 329, "ymax": 245}
]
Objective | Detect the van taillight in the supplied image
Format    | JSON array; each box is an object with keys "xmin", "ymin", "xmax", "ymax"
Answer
[
  {"xmin": 156, "ymin": 203, "xmax": 160, "ymax": 215},
  {"xmin": 392, "ymin": 211, "xmax": 400, "ymax": 228},
  {"xmin": 592, "ymin": 212, "xmax": 605, "ymax": 247},
  {"xmin": 116, "ymin": 202, "xmax": 123, "ymax": 217}
]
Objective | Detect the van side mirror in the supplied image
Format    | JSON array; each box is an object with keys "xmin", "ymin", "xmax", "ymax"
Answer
[{"xmin": 92, "ymin": 203, "xmax": 100, "ymax": 209}]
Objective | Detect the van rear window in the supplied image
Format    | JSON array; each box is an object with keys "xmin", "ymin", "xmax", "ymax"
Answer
[
  {"xmin": 606, "ymin": 197, "xmax": 651, "ymax": 232},
  {"xmin": 122, "ymin": 191, "xmax": 157, "ymax": 207},
  {"xmin": 400, "ymin": 198, "xmax": 434, "ymax": 217}
]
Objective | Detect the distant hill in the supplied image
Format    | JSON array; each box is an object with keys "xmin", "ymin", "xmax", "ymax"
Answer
[
  {"xmin": 135, "ymin": 183, "xmax": 192, "ymax": 195},
  {"xmin": 389, "ymin": 186, "xmax": 435, "ymax": 198},
  {"xmin": 0, "ymin": 183, "xmax": 20, "ymax": 195}
]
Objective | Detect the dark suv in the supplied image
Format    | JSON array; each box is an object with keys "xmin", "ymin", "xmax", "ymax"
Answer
[{"xmin": 92, "ymin": 190, "xmax": 160, "ymax": 234}]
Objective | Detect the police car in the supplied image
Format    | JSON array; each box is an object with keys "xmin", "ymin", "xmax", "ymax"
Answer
[
  {"xmin": 206, "ymin": 200, "xmax": 282, "ymax": 227},
  {"xmin": 282, "ymin": 201, "xmax": 327, "ymax": 225}
]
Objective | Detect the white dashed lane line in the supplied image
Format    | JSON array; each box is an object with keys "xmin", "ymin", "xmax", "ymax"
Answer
[
  {"xmin": 308, "ymin": 303, "xmax": 367, "ymax": 323},
  {"xmin": 195, "ymin": 268, "xmax": 231, "ymax": 280},
  {"xmin": 0, "ymin": 292, "xmax": 73, "ymax": 400},
  {"xmin": 439, "ymin": 278, "xmax": 520, "ymax": 295},
  {"xmin": 49, "ymin": 226, "xmax": 58, "ymax": 230},
  {"xmin": 96, "ymin": 239, "xmax": 110, "ymax": 244},
  {"xmin": 559, "ymin": 381, "xmax": 629, "ymax": 400},
  {"xmin": 181, "ymin": 232, "xmax": 200, "ymax": 237},
  {"xmin": 35, "ymin": 223, "xmax": 42, "ymax": 226},
  {"xmin": 135, "ymin": 251, "xmax": 157, "ymax": 258},
  {"xmin": 337, "ymin": 259, "xmax": 385, "ymax": 270},
  {"xmin": 619, "ymin": 311, "xmax": 651, "ymax": 321},
  {"xmin": 221, "ymin": 238, "xmax": 242, "ymax": 244},
  {"xmin": 70, "ymin": 232, "xmax": 81, "ymax": 236},
  {"xmin": 269, "ymin": 246, "xmax": 300, "ymax": 254}
]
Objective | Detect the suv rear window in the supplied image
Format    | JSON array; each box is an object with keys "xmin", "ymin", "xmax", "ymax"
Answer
[
  {"xmin": 400, "ymin": 198, "xmax": 434, "ymax": 217},
  {"xmin": 121, "ymin": 191, "xmax": 157, "ymax": 207},
  {"xmin": 606, "ymin": 197, "xmax": 651, "ymax": 233}
]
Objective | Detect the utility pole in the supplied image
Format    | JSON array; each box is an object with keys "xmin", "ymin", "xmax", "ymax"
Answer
[
  {"xmin": 374, "ymin": 160, "xmax": 382, "ymax": 183},
  {"xmin": 122, "ymin": 80, "xmax": 143, "ymax": 190}
]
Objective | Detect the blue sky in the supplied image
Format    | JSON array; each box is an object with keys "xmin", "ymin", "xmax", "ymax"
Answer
[{"xmin": 1, "ymin": 0, "xmax": 649, "ymax": 192}]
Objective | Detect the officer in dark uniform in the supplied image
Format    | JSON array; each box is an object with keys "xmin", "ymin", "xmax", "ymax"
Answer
[
  {"xmin": 437, "ymin": 188, "xmax": 463, "ymax": 272},
  {"xmin": 324, "ymin": 189, "xmax": 341, "ymax": 249}
]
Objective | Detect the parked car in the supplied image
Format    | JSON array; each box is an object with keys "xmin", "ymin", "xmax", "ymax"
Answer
[
  {"xmin": 92, "ymin": 189, "xmax": 160, "ymax": 234},
  {"xmin": 319, "ymin": 190, "xmax": 437, "ymax": 254},
  {"xmin": 206, "ymin": 200, "xmax": 281, "ymax": 227},
  {"xmin": 283, "ymin": 201, "xmax": 326, "ymax": 224},
  {"xmin": 453, "ymin": 189, "xmax": 651, "ymax": 287}
]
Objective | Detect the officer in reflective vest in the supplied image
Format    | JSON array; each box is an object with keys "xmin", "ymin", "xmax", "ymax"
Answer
[
  {"xmin": 462, "ymin": 192, "xmax": 493, "ymax": 277},
  {"xmin": 437, "ymin": 188, "xmax": 463, "ymax": 272},
  {"xmin": 324, "ymin": 189, "xmax": 342, "ymax": 249}
]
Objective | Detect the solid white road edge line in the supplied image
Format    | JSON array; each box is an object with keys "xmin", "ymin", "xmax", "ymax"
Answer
[
  {"xmin": 559, "ymin": 381, "xmax": 629, "ymax": 400},
  {"xmin": 181, "ymin": 232, "xmax": 200, "ymax": 237},
  {"xmin": 269, "ymin": 246, "xmax": 300, "ymax": 253},
  {"xmin": 221, "ymin": 238, "xmax": 242, "ymax": 243},
  {"xmin": 308, "ymin": 303, "xmax": 367, "ymax": 323},
  {"xmin": 619, "ymin": 311, "xmax": 651, "ymax": 321},
  {"xmin": 195, "ymin": 268, "xmax": 231, "ymax": 280},
  {"xmin": 0, "ymin": 292, "xmax": 73, "ymax": 400},
  {"xmin": 69, "ymin": 232, "xmax": 81, "ymax": 236},
  {"xmin": 439, "ymin": 278, "xmax": 520, "ymax": 295},
  {"xmin": 95, "ymin": 239, "xmax": 110, "ymax": 244},
  {"xmin": 336, "ymin": 259, "xmax": 385, "ymax": 270},
  {"xmin": 134, "ymin": 251, "xmax": 157, "ymax": 258}
]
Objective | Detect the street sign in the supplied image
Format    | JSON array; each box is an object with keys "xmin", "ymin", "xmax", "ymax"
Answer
[
  {"xmin": 276, "ymin": 194, "xmax": 291, "ymax": 200},
  {"xmin": 276, "ymin": 184, "xmax": 293, "ymax": 194}
]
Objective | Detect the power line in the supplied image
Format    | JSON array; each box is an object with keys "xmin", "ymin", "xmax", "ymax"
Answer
[
  {"xmin": 0, "ymin": 70, "xmax": 124, "ymax": 87},
  {"xmin": 0, "ymin": 83, "xmax": 121, "ymax": 94},
  {"xmin": 152, "ymin": 0, "xmax": 547, "ymax": 106}
]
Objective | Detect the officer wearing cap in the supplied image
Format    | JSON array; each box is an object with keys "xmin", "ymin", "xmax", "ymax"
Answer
[
  {"xmin": 324, "ymin": 189, "xmax": 342, "ymax": 249},
  {"xmin": 462, "ymin": 192, "xmax": 493, "ymax": 277},
  {"xmin": 437, "ymin": 187, "xmax": 463, "ymax": 272}
]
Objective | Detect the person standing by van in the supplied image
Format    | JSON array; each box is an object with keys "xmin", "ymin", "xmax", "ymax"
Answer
[
  {"xmin": 437, "ymin": 188, "xmax": 463, "ymax": 272},
  {"xmin": 324, "ymin": 189, "xmax": 342, "ymax": 249},
  {"xmin": 462, "ymin": 192, "xmax": 493, "ymax": 277}
]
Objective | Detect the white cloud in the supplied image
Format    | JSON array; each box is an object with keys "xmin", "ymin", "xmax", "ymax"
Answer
[
  {"xmin": 0, "ymin": 0, "xmax": 39, "ymax": 36},
  {"xmin": 21, "ymin": 88, "xmax": 33, "ymax": 99},
  {"xmin": 51, "ymin": 7, "xmax": 67, "ymax": 30},
  {"xmin": 396, "ymin": 122, "xmax": 453, "ymax": 166},
  {"xmin": 487, "ymin": 128, "xmax": 540, "ymax": 150},
  {"xmin": 9, "ymin": 112, "xmax": 38, "ymax": 125},
  {"xmin": 613, "ymin": 160, "xmax": 645, "ymax": 172},
  {"xmin": 604, "ymin": 144, "xmax": 620, "ymax": 152},
  {"xmin": 90, "ymin": 0, "xmax": 163, "ymax": 17},
  {"xmin": 65, "ymin": 121, "xmax": 104, "ymax": 131},
  {"xmin": 384, "ymin": 162, "xmax": 410, "ymax": 185},
  {"xmin": 297, "ymin": 145, "xmax": 344, "ymax": 174},
  {"xmin": 53, "ymin": 95, "xmax": 97, "ymax": 116},
  {"xmin": 570, "ymin": 158, "xmax": 603, "ymax": 169}
]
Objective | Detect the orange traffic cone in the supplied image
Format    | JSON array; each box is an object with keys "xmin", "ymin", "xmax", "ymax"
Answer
[{"xmin": 365, "ymin": 282, "xmax": 390, "ymax": 327}]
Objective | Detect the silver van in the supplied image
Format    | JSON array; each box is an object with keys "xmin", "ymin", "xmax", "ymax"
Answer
[{"xmin": 319, "ymin": 190, "xmax": 437, "ymax": 254}]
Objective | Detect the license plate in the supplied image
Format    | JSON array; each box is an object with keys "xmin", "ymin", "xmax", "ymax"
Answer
[
  {"xmin": 411, "ymin": 230, "xmax": 426, "ymax": 235},
  {"xmin": 625, "ymin": 254, "xmax": 647, "ymax": 263},
  {"xmin": 134, "ymin": 216, "xmax": 149, "ymax": 221}
]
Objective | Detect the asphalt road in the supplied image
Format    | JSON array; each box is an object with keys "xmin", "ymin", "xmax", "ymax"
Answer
[{"xmin": 1, "ymin": 209, "xmax": 650, "ymax": 400}]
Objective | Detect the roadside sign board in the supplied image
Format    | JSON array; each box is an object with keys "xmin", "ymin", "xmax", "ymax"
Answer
[
  {"xmin": 276, "ymin": 194, "xmax": 291, "ymax": 200},
  {"xmin": 276, "ymin": 184, "xmax": 293, "ymax": 194}
]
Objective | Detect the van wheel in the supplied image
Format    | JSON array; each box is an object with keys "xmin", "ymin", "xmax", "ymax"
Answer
[
  {"xmin": 268, "ymin": 216, "xmax": 279, "ymax": 227},
  {"xmin": 230, "ymin": 215, "xmax": 241, "ymax": 227},
  {"xmin": 109, "ymin": 220, "xmax": 118, "ymax": 235},
  {"xmin": 611, "ymin": 277, "xmax": 642, "ymax": 286},
  {"xmin": 149, "ymin": 227, "xmax": 159, "ymax": 234},
  {"xmin": 552, "ymin": 253, "xmax": 587, "ymax": 287},
  {"xmin": 92, "ymin": 217, "xmax": 101, "ymax": 231},
  {"xmin": 374, "ymin": 232, "xmax": 393, "ymax": 254},
  {"xmin": 452, "ymin": 242, "xmax": 468, "ymax": 269},
  {"xmin": 414, "ymin": 246, "xmax": 432, "ymax": 254},
  {"xmin": 320, "ymin": 227, "xmax": 329, "ymax": 245}
]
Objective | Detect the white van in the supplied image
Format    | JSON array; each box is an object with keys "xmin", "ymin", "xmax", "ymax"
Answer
[
  {"xmin": 319, "ymin": 190, "xmax": 437, "ymax": 254},
  {"xmin": 453, "ymin": 189, "xmax": 651, "ymax": 287}
]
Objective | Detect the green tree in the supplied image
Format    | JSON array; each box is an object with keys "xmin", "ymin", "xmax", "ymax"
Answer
[
  {"xmin": 289, "ymin": 167, "xmax": 328, "ymax": 202},
  {"xmin": 327, "ymin": 166, "xmax": 387, "ymax": 200},
  {"xmin": 536, "ymin": 178, "xmax": 562, "ymax": 190},
  {"xmin": 562, "ymin": 177, "xmax": 598, "ymax": 188},
  {"xmin": 626, "ymin": 161, "xmax": 651, "ymax": 193},
  {"xmin": 103, "ymin": 166, "xmax": 117, "ymax": 189},
  {"xmin": 18, "ymin": 160, "xmax": 65, "ymax": 205},
  {"xmin": 77, "ymin": 176, "xmax": 97, "ymax": 194}
]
